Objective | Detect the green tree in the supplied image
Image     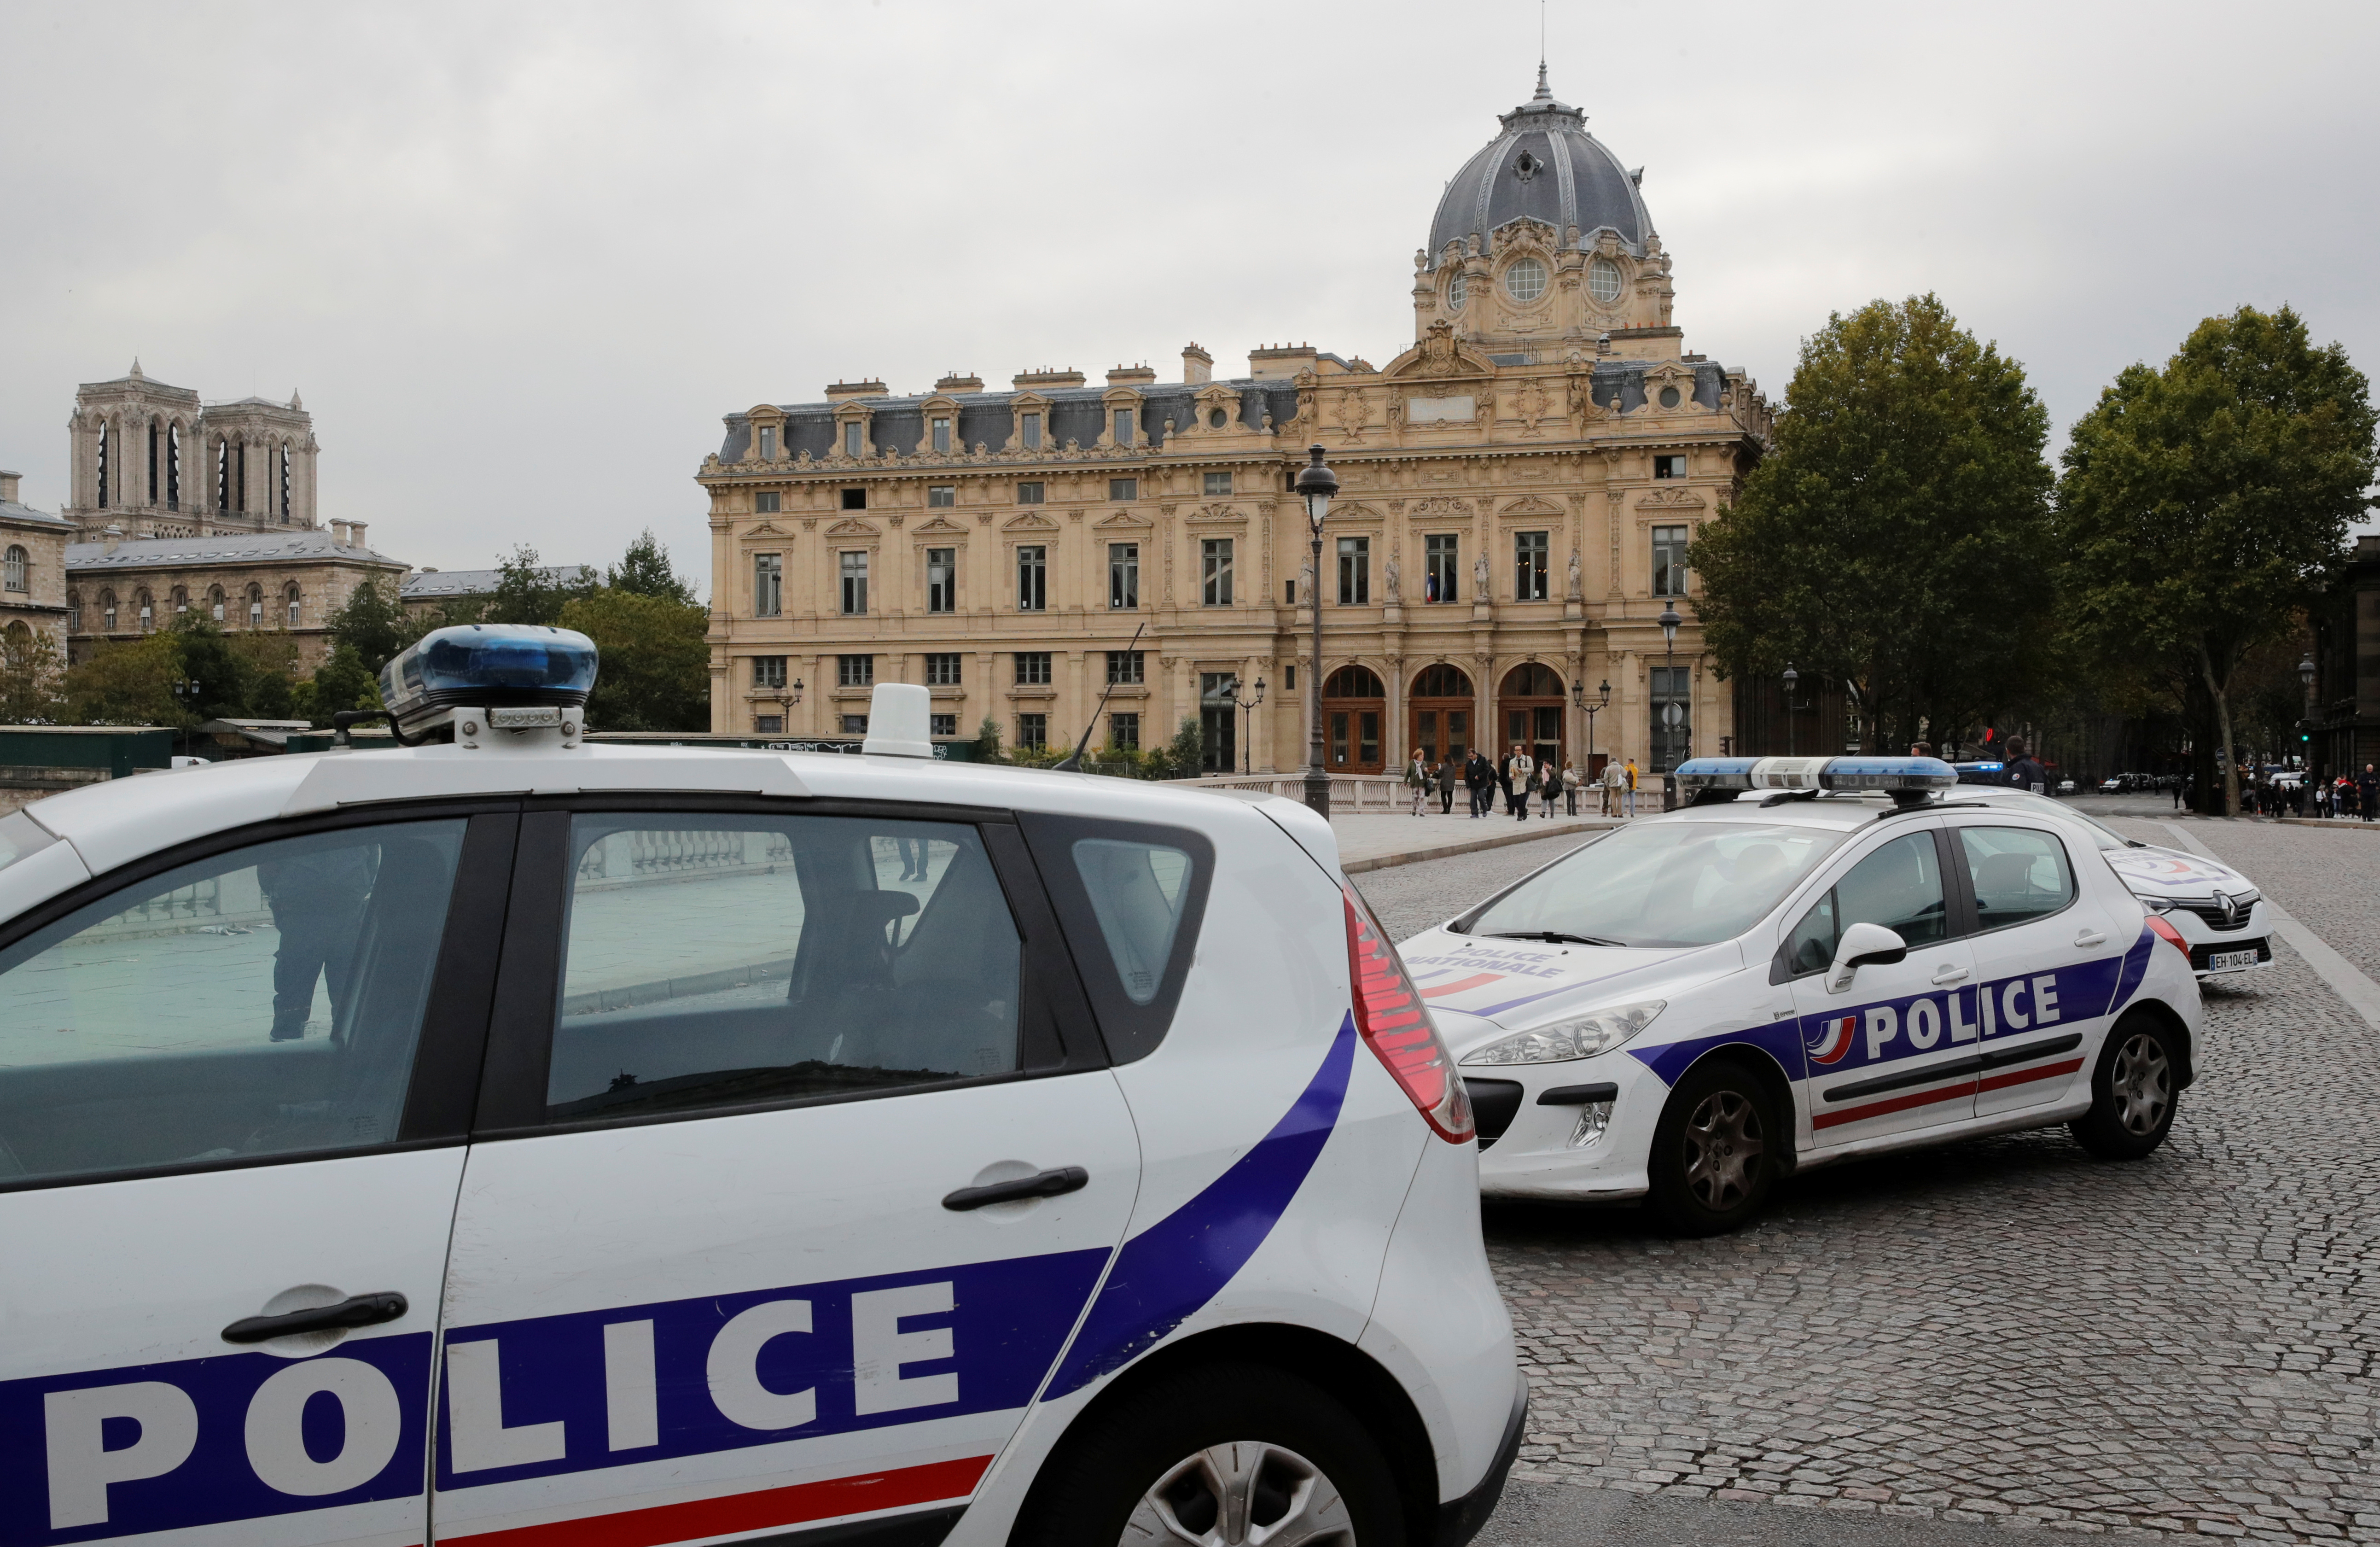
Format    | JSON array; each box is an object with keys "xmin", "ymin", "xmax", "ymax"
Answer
[
  {"xmin": 607, "ymin": 529, "xmax": 699, "ymax": 606},
  {"xmin": 0, "ymin": 625, "xmax": 66, "ymax": 724},
  {"xmin": 307, "ymin": 644, "xmax": 380, "ymax": 726},
  {"xmin": 559, "ymin": 588, "xmax": 709, "ymax": 731},
  {"xmin": 974, "ymin": 716, "xmax": 1005, "ymax": 764},
  {"xmin": 1691, "ymin": 293, "xmax": 2057, "ymax": 751},
  {"xmin": 326, "ymin": 578, "xmax": 417, "ymax": 676},
  {"xmin": 2055, "ymin": 305, "xmax": 2377, "ymax": 815},
  {"xmin": 64, "ymin": 634, "xmax": 185, "ymax": 725},
  {"xmin": 486, "ymin": 546, "xmax": 596, "ymax": 626}
]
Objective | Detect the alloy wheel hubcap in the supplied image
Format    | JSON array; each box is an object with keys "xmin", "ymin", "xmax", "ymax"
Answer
[
  {"xmin": 1122, "ymin": 1440, "xmax": 1354, "ymax": 1546},
  {"xmin": 1683, "ymin": 1090, "xmax": 1763, "ymax": 1209},
  {"xmin": 2110, "ymin": 1033, "xmax": 2172, "ymax": 1135}
]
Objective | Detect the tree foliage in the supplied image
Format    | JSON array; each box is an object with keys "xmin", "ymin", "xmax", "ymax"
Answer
[
  {"xmin": 607, "ymin": 529, "xmax": 699, "ymax": 606},
  {"xmin": 0, "ymin": 625, "xmax": 66, "ymax": 724},
  {"xmin": 64, "ymin": 634, "xmax": 186, "ymax": 726},
  {"xmin": 486, "ymin": 546, "xmax": 597, "ymax": 627},
  {"xmin": 2054, "ymin": 304, "xmax": 2377, "ymax": 812},
  {"xmin": 559, "ymin": 588, "xmax": 709, "ymax": 732},
  {"xmin": 1691, "ymin": 293, "xmax": 2056, "ymax": 750},
  {"xmin": 325, "ymin": 579, "xmax": 417, "ymax": 677}
]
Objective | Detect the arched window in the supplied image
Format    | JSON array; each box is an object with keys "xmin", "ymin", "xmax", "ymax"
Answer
[
  {"xmin": 247, "ymin": 584, "xmax": 264, "ymax": 628},
  {"xmin": 65, "ymin": 590, "xmax": 81, "ymax": 632},
  {"xmin": 209, "ymin": 586, "xmax": 226, "ymax": 623},
  {"xmin": 1410, "ymin": 663, "xmax": 1472, "ymax": 699},
  {"xmin": 216, "ymin": 439, "xmax": 230, "ymax": 512},
  {"xmin": 2, "ymin": 544, "xmax": 25, "ymax": 593},
  {"xmin": 95, "ymin": 419, "xmax": 110, "ymax": 508},
  {"xmin": 171, "ymin": 586, "xmax": 188, "ymax": 615},
  {"xmin": 1499, "ymin": 662, "xmax": 1565, "ymax": 698},
  {"xmin": 3, "ymin": 620, "xmax": 29, "ymax": 658},
  {"xmin": 135, "ymin": 589, "xmax": 154, "ymax": 633},
  {"xmin": 279, "ymin": 447, "xmax": 292, "ymax": 521},
  {"xmin": 100, "ymin": 590, "xmax": 117, "ymax": 632},
  {"xmin": 166, "ymin": 422, "xmax": 181, "ymax": 509},
  {"xmin": 148, "ymin": 418, "xmax": 161, "ymax": 505},
  {"xmin": 1323, "ymin": 665, "xmax": 1386, "ymax": 699},
  {"xmin": 285, "ymin": 584, "xmax": 301, "ymax": 628}
]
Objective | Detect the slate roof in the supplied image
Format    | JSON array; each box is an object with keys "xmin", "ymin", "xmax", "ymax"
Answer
[
  {"xmin": 401, "ymin": 565, "xmax": 594, "ymax": 601},
  {"xmin": 0, "ymin": 498, "xmax": 73, "ymax": 531},
  {"xmin": 720, "ymin": 378, "xmax": 1302, "ymax": 464},
  {"xmin": 65, "ymin": 529, "xmax": 405, "ymax": 572},
  {"xmin": 1426, "ymin": 70, "xmax": 1653, "ymax": 266}
]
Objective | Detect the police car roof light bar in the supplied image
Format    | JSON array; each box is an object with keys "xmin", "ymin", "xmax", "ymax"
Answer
[
  {"xmin": 1674, "ymin": 754, "xmax": 1958, "ymax": 808},
  {"xmin": 379, "ymin": 625, "xmax": 600, "ymax": 733}
]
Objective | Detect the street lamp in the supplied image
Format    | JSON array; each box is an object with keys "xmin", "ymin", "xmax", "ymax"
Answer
[
  {"xmin": 1223, "ymin": 676, "xmax": 1266, "ymax": 776},
  {"xmin": 2299, "ymin": 654, "xmax": 2317, "ymax": 773},
  {"xmin": 1781, "ymin": 663, "xmax": 1801, "ymax": 758},
  {"xmin": 1657, "ymin": 600, "xmax": 1684, "ymax": 774},
  {"xmin": 1293, "ymin": 445, "xmax": 1339, "ymax": 817},
  {"xmin": 1572, "ymin": 676, "xmax": 1610, "ymax": 772}
]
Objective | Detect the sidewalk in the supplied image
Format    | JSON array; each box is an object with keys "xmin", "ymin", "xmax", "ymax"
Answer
[{"xmin": 1329, "ymin": 806, "xmax": 1625, "ymax": 874}]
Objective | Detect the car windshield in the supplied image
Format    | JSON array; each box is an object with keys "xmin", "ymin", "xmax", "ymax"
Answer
[
  {"xmin": 1454, "ymin": 821, "xmax": 1848, "ymax": 949},
  {"xmin": 1992, "ymin": 791, "xmax": 2130, "ymax": 849}
]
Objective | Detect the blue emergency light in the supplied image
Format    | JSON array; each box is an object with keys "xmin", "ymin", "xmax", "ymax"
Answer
[
  {"xmin": 379, "ymin": 625, "xmax": 600, "ymax": 731},
  {"xmin": 1674, "ymin": 753, "xmax": 1957, "ymax": 806}
]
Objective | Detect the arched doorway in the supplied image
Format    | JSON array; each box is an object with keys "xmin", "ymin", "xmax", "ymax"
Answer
[
  {"xmin": 1409, "ymin": 663, "xmax": 1473, "ymax": 771},
  {"xmin": 1323, "ymin": 665, "xmax": 1386, "ymax": 774},
  {"xmin": 1499, "ymin": 662, "xmax": 1566, "ymax": 776}
]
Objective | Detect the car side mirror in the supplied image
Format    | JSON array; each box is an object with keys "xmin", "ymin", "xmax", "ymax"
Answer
[{"xmin": 1826, "ymin": 922, "xmax": 1907, "ymax": 994}]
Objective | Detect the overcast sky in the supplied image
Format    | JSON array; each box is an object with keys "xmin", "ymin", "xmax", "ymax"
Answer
[{"xmin": 4, "ymin": 0, "xmax": 2376, "ymax": 589}]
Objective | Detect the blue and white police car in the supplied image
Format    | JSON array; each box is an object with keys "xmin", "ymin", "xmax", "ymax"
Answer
[
  {"xmin": 0, "ymin": 627, "xmax": 1520, "ymax": 1547},
  {"xmin": 1400, "ymin": 755, "xmax": 2203, "ymax": 1235}
]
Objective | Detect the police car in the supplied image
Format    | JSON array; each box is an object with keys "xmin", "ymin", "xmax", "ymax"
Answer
[
  {"xmin": 1400, "ymin": 755, "xmax": 2203, "ymax": 1235},
  {"xmin": 0, "ymin": 626, "xmax": 1522, "ymax": 1547},
  {"xmin": 1950, "ymin": 788, "xmax": 2271, "ymax": 979}
]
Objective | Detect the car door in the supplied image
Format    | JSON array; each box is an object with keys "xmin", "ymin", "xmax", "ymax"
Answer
[
  {"xmin": 1781, "ymin": 824, "xmax": 1981, "ymax": 1146},
  {"xmin": 432, "ymin": 802, "xmax": 1146, "ymax": 1545},
  {"xmin": 0, "ymin": 808, "xmax": 511, "ymax": 1546},
  {"xmin": 1943, "ymin": 817, "xmax": 2121, "ymax": 1118}
]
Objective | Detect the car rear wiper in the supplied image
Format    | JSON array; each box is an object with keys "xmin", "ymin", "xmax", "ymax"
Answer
[{"xmin": 1484, "ymin": 930, "xmax": 1628, "ymax": 947}]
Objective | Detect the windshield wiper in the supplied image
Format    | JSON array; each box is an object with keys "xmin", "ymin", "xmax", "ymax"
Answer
[{"xmin": 1484, "ymin": 929, "xmax": 1628, "ymax": 947}]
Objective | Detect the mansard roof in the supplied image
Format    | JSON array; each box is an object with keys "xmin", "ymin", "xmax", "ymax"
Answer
[
  {"xmin": 716, "ymin": 376, "xmax": 1302, "ymax": 465},
  {"xmin": 401, "ymin": 564, "xmax": 595, "ymax": 601},
  {"xmin": 66, "ymin": 529, "xmax": 406, "ymax": 573}
]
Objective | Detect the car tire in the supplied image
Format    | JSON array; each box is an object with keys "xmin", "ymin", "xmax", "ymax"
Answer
[
  {"xmin": 1013, "ymin": 1361, "xmax": 1405, "ymax": 1547},
  {"xmin": 2069, "ymin": 1013, "xmax": 2181, "ymax": 1160},
  {"xmin": 1647, "ymin": 1057, "xmax": 1778, "ymax": 1236}
]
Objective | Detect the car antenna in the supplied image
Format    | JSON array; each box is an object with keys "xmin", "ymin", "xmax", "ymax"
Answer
[{"xmin": 1051, "ymin": 618, "xmax": 1148, "ymax": 773}]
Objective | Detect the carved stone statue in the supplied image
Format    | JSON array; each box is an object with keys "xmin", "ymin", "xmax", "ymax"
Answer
[
  {"xmin": 1566, "ymin": 549, "xmax": 1583, "ymax": 600},
  {"xmin": 1472, "ymin": 552, "xmax": 1491, "ymax": 601},
  {"xmin": 1384, "ymin": 555, "xmax": 1401, "ymax": 600}
]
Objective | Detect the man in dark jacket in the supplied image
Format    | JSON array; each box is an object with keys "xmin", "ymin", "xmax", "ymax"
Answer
[
  {"xmin": 2362, "ymin": 764, "xmax": 2379, "ymax": 823},
  {"xmin": 1463, "ymin": 750, "xmax": 1494, "ymax": 817},
  {"xmin": 2003, "ymin": 740, "xmax": 2048, "ymax": 794}
]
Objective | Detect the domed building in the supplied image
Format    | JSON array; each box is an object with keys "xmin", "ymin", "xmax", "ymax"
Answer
[{"xmin": 697, "ymin": 72, "xmax": 1772, "ymax": 784}]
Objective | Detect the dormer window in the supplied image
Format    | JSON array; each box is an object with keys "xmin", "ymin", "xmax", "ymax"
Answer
[
  {"xmin": 757, "ymin": 425, "xmax": 777, "ymax": 459},
  {"xmin": 1112, "ymin": 409, "xmax": 1135, "ymax": 444},
  {"xmin": 1021, "ymin": 413, "xmax": 1042, "ymax": 450},
  {"xmin": 843, "ymin": 422, "xmax": 863, "ymax": 458},
  {"xmin": 931, "ymin": 417, "xmax": 951, "ymax": 454}
]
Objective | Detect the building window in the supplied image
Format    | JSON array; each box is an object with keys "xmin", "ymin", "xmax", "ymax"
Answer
[
  {"xmin": 754, "ymin": 553, "xmax": 783, "ymax": 617},
  {"xmin": 1284, "ymin": 664, "xmax": 1296, "ymax": 691},
  {"xmin": 1515, "ymin": 530, "xmax": 1549, "ymax": 601},
  {"xmin": 1651, "ymin": 665, "xmax": 1691, "ymax": 773},
  {"xmin": 926, "ymin": 548, "xmax": 955, "ymax": 613},
  {"xmin": 1503, "ymin": 256, "xmax": 1548, "ymax": 303},
  {"xmin": 1015, "ymin": 651, "xmax": 1052, "ymax": 686},
  {"xmin": 843, "ymin": 422, "xmax": 863, "ymax": 458},
  {"xmin": 927, "ymin": 484, "xmax": 955, "ymax": 508},
  {"xmin": 1, "ymin": 545, "xmax": 23, "ymax": 593},
  {"xmin": 1109, "ymin": 712, "xmax": 1140, "ymax": 751},
  {"xmin": 285, "ymin": 584, "xmax": 302, "ymax": 628},
  {"xmin": 1448, "ymin": 271, "xmax": 1468, "ymax": 311},
  {"xmin": 1653, "ymin": 454, "xmax": 1687, "ymax": 479},
  {"xmin": 1203, "ymin": 472, "xmax": 1232, "ymax": 496},
  {"xmin": 931, "ymin": 417, "xmax": 951, "ymax": 454},
  {"xmin": 171, "ymin": 586, "xmax": 187, "ymax": 615},
  {"xmin": 1112, "ymin": 409, "xmax": 1135, "ymax": 444},
  {"xmin": 755, "ymin": 714, "xmax": 784, "ymax": 734},
  {"xmin": 1201, "ymin": 538, "xmax": 1234, "ymax": 606},
  {"xmin": 1021, "ymin": 413, "xmax": 1042, "ymax": 450},
  {"xmin": 1652, "ymin": 525, "xmax": 1689, "ymax": 596},
  {"xmin": 841, "ymin": 488, "xmax": 867, "ymax": 510},
  {"xmin": 757, "ymin": 426, "xmax": 777, "ymax": 459},
  {"xmin": 247, "ymin": 585, "xmax": 264, "ymax": 628},
  {"xmin": 753, "ymin": 656, "xmax": 788, "ymax": 689},
  {"xmin": 208, "ymin": 587, "xmax": 225, "ymax": 623},
  {"xmin": 1208, "ymin": 409, "xmax": 1228, "ymax": 430},
  {"xmin": 754, "ymin": 490, "xmax": 781, "ymax": 513},
  {"xmin": 136, "ymin": 591, "xmax": 153, "ymax": 633},
  {"xmin": 1425, "ymin": 533, "xmax": 1460, "ymax": 603},
  {"xmin": 1109, "ymin": 477, "xmax": 1137, "ymax": 501},
  {"xmin": 1017, "ymin": 546, "xmax": 1047, "ymax": 611},
  {"xmin": 101, "ymin": 590, "xmax": 116, "ymax": 631},
  {"xmin": 930, "ymin": 714, "xmax": 957, "ymax": 737},
  {"xmin": 840, "ymin": 551, "xmax": 869, "ymax": 614},
  {"xmin": 65, "ymin": 591, "xmax": 79, "ymax": 631},
  {"xmin": 1336, "ymin": 534, "xmax": 1370, "ymax": 605},
  {"xmin": 841, "ymin": 714, "xmax": 868, "ymax": 734},
  {"xmin": 1016, "ymin": 481, "xmax": 1045, "ymax": 505},
  {"xmin": 1589, "ymin": 257, "xmax": 1624, "ymax": 304},
  {"xmin": 1017, "ymin": 713, "xmax": 1047, "ymax": 750},
  {"xmin": 1109, "ymin": 543, "xmax": 1139, "ymax": 609},
  {"xmin": 1106, "ymin": 650, "xmax": 1143, "ymax": 685},
  {"xmin": 1659, "ymin": 386, "xmax": 1682, "ymax": 409},
  {"xmin": 1285, "ymin": 578, "xmax": 1297, "ymax": 605},
  {"xmin": 925, "ymin": 652, "xmax": 962, "ymax": 686},
  {"xmin": 838, "ymin": 654, "xmax": 875, "ymax": 688}
]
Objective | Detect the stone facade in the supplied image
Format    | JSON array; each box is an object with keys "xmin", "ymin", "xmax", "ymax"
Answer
[
  {"xmin": 65, "ymin": 528, "xmax": 408, "ymax": 670},
  {"xmin": 696, "ymin": 74, "xmax": 1769, "ymax": 776},
  {"xmin": 0, "ymin": 470, "xmax": 74, "ymax": 662}
]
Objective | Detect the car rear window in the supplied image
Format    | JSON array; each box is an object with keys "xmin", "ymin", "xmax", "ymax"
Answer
[
  {"xmin": 1021, "ymin": 814, "xmax": 1214, "ymax": 1064},
  {"xmin": 1071, "ymin": 839, "xmax": 1193, "ymax": 1005}
]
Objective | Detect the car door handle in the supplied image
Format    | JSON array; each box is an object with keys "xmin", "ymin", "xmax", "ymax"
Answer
[
  {"xmin": 1930, "ymin": 967, "xmax": 1970, "ymax": 986},
  {"xmin": 221, "ymin": 1291, "xmax": 407, "ymax": 1345},
  {"xmin": 942, "ymin": 1166, "xmax": 1088, "ymax": 1212},
  {"xmin": 2074, "ymin": 929, "xmax": 2108, "ymax": 947}
]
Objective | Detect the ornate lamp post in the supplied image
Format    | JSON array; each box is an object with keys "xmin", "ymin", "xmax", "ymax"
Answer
[
  {"xmin": 1572, "ymin": 677, "xmax": 1610, "ymax": 771},
  {"xmin": 1222, "ymin": 676, "xmax": 1267, "ymax": 776},
  {"xmin": 1657, "ymin": 600, "xmax": 1685, "ymax": 771},
  {"xmin": 2299, "ymin": 654, "xmax": 2318, "ymax": 776},
  {"xmin": 1294, "ymin": 445, "xmax": 1339, "ymax": 817},
  {"xmin": 1781, "ymin": 663, "xmax": 1801, "ymax": 758}
]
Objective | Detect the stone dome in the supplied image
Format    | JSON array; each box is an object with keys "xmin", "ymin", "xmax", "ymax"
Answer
[{"xmin": 1426, "ymin": 68, "xmax": 1653, "ymax": 269}]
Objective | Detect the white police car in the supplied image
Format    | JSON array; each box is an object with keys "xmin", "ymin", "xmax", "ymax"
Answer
[
  {"xmin": 1950, "ymin": 788, "xmax": 2270, "ymax": 979},
  {"xmin": 0, "ymin": 626, "xmax": 1520, "ymax": 1547},
  {"xmin": 1400, "ymin": 755, "xmax": 2203, "ymax": 1235}
]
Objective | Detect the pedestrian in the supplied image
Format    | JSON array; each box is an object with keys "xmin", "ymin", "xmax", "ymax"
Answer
[
  {"xmin": 1435, "ymin": 760, "xmax": 1455, "ymax": 814},
  {"xmin": 2003, "ymin": 739, "xmax": 2048, "ymax": 795},
  {"xmin": 2171, "ymin": 776, "xmax": 2183, "ymax": 812},
  {"xmin": 2361, "ymin": 764, "xmax": 2378, "ymax": 823},
  {"xmin": 1405, "ymin": 748, "xmax": 1428, "ymax": 815},
  {"xmin": 1464, "ymin": 748, "xmax": 1493, "ymax": 818},
  {"xmin": 1600, "ymin": 758, "xmax": 1622, "ymax": 815},
  {"xmin": 1540, "ymin": 759, "xmax": 1561, "ymax": 818},
  {"xmin": 1503, "ymin": 743, "xmax": 1534, "ymax": 820},
  {"xmin": 1562, "ymin": 759, "xmax": 1581, "ymax": 816},
  {"xmin": 1623, "ymin": 757, "xmax": 1640, "ymax": 817}
]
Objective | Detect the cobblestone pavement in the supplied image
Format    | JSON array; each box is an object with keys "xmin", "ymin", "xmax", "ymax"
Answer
[{"xmin": 1359, "ymin": 818, "xmax": 2380, "ymax": 1544}]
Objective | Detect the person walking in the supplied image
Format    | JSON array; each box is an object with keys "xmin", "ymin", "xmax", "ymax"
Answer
[
  {"xmin": 2004, "ymin": 739, "xmax": 2048, "ymax": 794},
  {"xmin": 2172, "ymin": 775, "xmax": 2184, "ymax": 812},
  {"xmin": 1437, "ymin": 759, "xmax": 1457, "ymax": 814},
  {"xmin": 2361, "ymin": 764, "xmax": 2379, "ymax": 822},
  {"xmin": 1562, "ymin": 759, "xmax": 1581, "ymax": 816},
  {"xmin": 1464, "ymin": 748, "xmax": 1493, "ymax": 818},
  {"xmin": 1504, "ymin": 744, "xmax": 1534, "ymax": 820},
  {"xmin": 1404, "ymin": 748, "xmax": 1428, "ymax": 815},
  {"xmin": 1600, "ymin": 758, "xmax": 1622, "ymax": 816},
  {"xmin": 1622, "ymin": 757, "xmax": 1641, "ymax": 817},
  {"xmin": 1540, "ymin": 759, "xmax": 1561, "ymax": 818}
]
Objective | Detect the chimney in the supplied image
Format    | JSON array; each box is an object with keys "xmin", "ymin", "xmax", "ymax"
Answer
[
  {"xmin": 348, "ymin": 521, "xmax": 368, "ymax": 550},
  {"xmin": 1106, "ymin": 364, "xmax": 1158, "ymax": 386},
  {"xmin": 825, "ymin": 380, "xmax": 887, "ymax": 402},
  {"xmin": 1010, "ymin": 368, "xmax": 1087, "ymax": 390},
  {"xmin": 1249, "ymin": 343, "xmax": 1320, "ymax": 380},
  {"xmin": 103, "ymin": 523, "xmax": 124, "ymax": 555},
  {"xmin": 934, "ymin": 372, "xmax": 985, "ymax": 394},
  {"xmin": 0, "ymin": 470, "xmax": 19, "ymax": 504},
  {"xmin": 331, "ymin": 520, "xmax": 352, "ymax": 546},
  {"xmin": 1182, "ymin": 344, "xmax": 1213, "ymax": 384}
]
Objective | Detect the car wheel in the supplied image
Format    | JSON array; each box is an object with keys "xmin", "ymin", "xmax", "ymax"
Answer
[
  {"xmin": 1647, "ymin": 1058, "xmax": 1777, "ymax": 1236},
  {"xmin": 2069, "ymin": 1014, "xmax": 2180, "ymax": 1159},
  {"xmin": 1013, "ymin": 1362, "xmax": 1405, "ymax": 1547}
]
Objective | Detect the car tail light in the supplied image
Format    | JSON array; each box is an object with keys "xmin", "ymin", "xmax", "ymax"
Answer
[
  {"xmin": 2145, "ymin": 913, "xmax": 2191, "ymax": 957},
  {"xmin": 1343, "ymin": 887, "xmax": 1474, "ymax": 1143}
]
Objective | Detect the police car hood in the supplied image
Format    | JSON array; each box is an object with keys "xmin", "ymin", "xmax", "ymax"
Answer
[
  {"xmin": 1398, "ymin": 925, "xmax": 1744, "ymax": 1039},
  {"xmin": 2102, "ymin": 846, "xmax": 2253, "ymax": 902}
]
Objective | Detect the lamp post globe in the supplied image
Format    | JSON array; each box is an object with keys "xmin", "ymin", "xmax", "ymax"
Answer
[{"xmin": 1292, "ymin": 445, "xmax": 1339, "ymax": 817}]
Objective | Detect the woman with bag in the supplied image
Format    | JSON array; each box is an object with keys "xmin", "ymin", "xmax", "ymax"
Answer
[{"xmin": 1405, "ymin": 747, "xmax": 1429, "ymax": 815}]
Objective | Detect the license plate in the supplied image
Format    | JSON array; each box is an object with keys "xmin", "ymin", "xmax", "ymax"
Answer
[{"xmin": 2207, "ymin": 949, "xmax": 2259, "ymax": 972}]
